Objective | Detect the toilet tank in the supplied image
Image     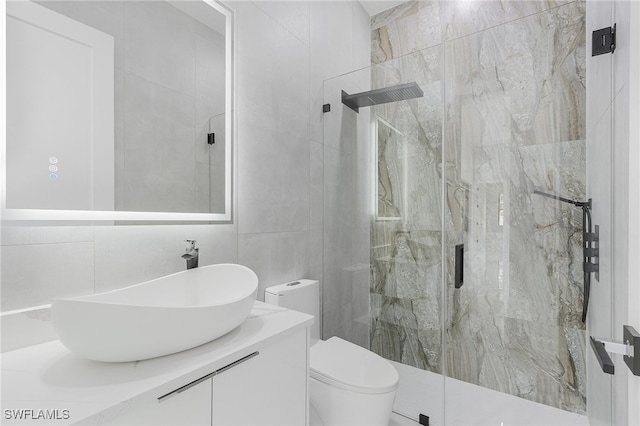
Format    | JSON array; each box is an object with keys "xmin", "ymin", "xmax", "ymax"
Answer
[{"xmin": 265, "ymin": 279, "xmax": 320, "ymax": 342}]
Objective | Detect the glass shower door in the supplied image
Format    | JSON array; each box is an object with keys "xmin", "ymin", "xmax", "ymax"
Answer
[
  {"xmin": 443, "ymin": 2, "xmax": 589, "ymax": 424},
  {"xmin": 368, "ymin": 44, "xmax": 445, "ymax": 424},
  {"xmin": 322, "ymin": 43, "xmax": 446, "ymax": 423}
]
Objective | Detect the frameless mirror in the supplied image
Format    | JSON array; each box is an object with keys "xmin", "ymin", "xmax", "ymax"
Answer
[{"xmin": 3, "ymin": 0, "xmax": 233, "ymax": 222}]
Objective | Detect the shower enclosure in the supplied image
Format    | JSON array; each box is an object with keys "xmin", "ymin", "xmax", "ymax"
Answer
[{"xmin": 322, "ymin": 1, "xmax": 590, "ymax": 424}]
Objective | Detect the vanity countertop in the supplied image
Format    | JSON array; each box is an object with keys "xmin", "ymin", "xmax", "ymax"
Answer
[{"xmin": 0, "ymin": 302, "xmax": 313, "ymax": 425}]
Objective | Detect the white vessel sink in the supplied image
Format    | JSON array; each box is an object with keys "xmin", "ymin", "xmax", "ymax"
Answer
[{"xmin": 51, "ymin": 264, "xmax": 258, "ymax": 362}]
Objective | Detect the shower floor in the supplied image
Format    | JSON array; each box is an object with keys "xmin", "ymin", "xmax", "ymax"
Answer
[{"xmin": 390, "ymin": 361, "xmax": 589, "ymax": 426}]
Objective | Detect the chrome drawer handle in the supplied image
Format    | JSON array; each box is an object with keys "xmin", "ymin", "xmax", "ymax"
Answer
[{"xmin": 158, "ymin": 351, "xmax": 259, "ymax": 402}]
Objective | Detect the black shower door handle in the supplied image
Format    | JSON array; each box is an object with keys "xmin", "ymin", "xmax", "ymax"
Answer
[{"xmin": 455, "ymin": 244, "xmax": 464, "ymax": 288}]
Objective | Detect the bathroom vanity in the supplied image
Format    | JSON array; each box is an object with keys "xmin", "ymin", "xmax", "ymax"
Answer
[{"xmin": 0, "ymin": 302, "xmax": 312, "ymax": 425}]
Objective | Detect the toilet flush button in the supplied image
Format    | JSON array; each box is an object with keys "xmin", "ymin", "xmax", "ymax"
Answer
[{"xmin": 286, "ymin": 281, "xmax": 301, "ymax": 286}]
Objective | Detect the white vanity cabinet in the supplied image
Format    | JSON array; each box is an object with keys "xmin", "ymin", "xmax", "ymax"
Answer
[
  {"xmin": 212, "ymin": 328, "xmax": 307, "ymax": 425},
  {"xmin": 106, "ymin": 328, "xmax": 307, "ymax": 426},
  {"xmin": 108, "ymin": 378, "xmax": 212, "ymax": 426},
  {"xmin": 0, "ymin": 303, "xmax": 312, "ymax": 426}
]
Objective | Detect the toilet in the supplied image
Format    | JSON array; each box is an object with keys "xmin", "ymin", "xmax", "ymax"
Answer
[{"xmin": 265, "ymin": 279, "xmax": 398, "ymax": 426}]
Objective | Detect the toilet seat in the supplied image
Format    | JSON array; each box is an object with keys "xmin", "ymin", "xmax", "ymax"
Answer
[{"xmin": 310, "ymin": 337, "xmax": 399, "ymax": 395}]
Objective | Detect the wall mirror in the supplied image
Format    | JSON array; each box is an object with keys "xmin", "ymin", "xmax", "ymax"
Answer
[{"xmin": 3, "ymin": 0, "xmax": 233, "ymax": 222}]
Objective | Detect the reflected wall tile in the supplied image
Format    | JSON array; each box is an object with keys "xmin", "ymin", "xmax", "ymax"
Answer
[
  {"xmin": 34, "ymin": 1, "xmax": 125, "ymax": 47},
  {"xmin": 208, "ymin": 163, "xmax": 227, "ymax": 215},
  {"xmin": 123, "ymin": 74, "xmax": 195, "ymax": 154},
  {"xmin": 195, "ymin": 22, "xmax": 225, "ymax": 112},
  {"xmin": 123, "ymin": 171, "xmax": 196, "ymax": 213},
  {"xmin": 196, "ymin": 99, "xmax": 224, "ymax": 164},
  {"xmin": 1, "ymin": 242, "xmax": 95, "ymax": 311},
  {"xmin": 114, "ymin": 67, "xmax": 126, "ymax": 211},
  {"xmin": 124, "ymin": 1, "xmax": 195, "ymax": 96},
  {"xmin": 195, "ymin": 162, "xmax": 211, "ymax": 213},
  {"xmin": 122, "ymin": 73, "xmax": 197, "ymax": 212}
]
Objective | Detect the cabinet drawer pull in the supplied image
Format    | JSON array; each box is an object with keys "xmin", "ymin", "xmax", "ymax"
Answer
[
  {"xmin": 158, "ymin": 372, "xmax": 215, "ymax": 402},
  {"xmin": 157, "ymin": 351, "xmax": 259, "ymax": 402},
  {"xmin": 216, "ymin": 351, "xmax": 259, "ymax": 375}
]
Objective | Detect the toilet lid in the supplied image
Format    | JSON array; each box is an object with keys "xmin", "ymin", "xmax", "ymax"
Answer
[{"xmin": 310, "ymin": 337, "xmax": 399, "ymax": 394}]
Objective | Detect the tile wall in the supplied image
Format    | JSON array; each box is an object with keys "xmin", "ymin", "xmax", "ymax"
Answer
[{"xmin": 321, "ymin": 65, "xmax": 372, "ymax": 347}]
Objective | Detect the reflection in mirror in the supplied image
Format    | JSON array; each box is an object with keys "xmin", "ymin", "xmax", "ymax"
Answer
[{"xmin": 4, "ymin": 0, "xmax": 232, "ymax": 220}]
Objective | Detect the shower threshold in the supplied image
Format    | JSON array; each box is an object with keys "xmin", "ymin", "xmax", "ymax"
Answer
[{"xmin": 389, "ymin": 361, "xmax": 588, "ymax": 426}]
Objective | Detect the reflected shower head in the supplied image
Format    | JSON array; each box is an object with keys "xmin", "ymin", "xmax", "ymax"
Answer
[{"xmin": 342, "ymin": 82, "xmax": 424, "ymax": 113}]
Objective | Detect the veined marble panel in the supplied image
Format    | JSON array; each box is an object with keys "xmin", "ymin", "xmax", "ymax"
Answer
[
  {"xmin": 369, "ymin": 0, "xmax": 586, "ymax": 416},
  {"xmin": 370, "ymin": 43, "xmax": 444, "ymax": 373},
  {"xmin": 371, "ymin": 1, "xmax": 441, "ymax": 64},
  {"xmin": 371, "ymin": 0, "xmax": 578, "ymax": 64},
  {"xmin": 442, "ymin": 0, "xmax": 577, "ymax": 42}
]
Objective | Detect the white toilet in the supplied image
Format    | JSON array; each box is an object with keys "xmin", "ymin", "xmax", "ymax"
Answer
[{"xmin": 265, "ymin": 279, "xmax": 398, "ymax": 426}]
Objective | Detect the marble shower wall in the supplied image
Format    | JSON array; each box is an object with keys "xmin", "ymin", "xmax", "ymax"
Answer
[
  {"xmin": 370, "ymin": 0, "xmax": 586, "ymax": 415},
  {"xmin": 370, "ymin": 45, "xmax": 443, "ymax": 372}
]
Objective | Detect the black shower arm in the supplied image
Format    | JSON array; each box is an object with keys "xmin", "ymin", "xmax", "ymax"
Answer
[{"xmin": 533, "ymin": 190, "xmax": 591, "ymax": 209}]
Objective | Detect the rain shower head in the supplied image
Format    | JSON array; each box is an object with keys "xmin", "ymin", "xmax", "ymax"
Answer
[{"xmin": 341, "ymin": 82, "xmax": 424, "ymax": 113}]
